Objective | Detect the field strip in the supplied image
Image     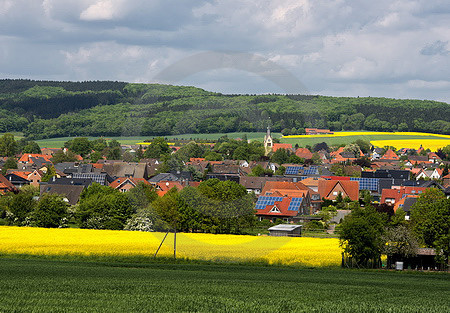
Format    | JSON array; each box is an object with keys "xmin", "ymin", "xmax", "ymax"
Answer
[
  {"xmin": 0, "ymin": 226, "xmax": 341, "ymax": 266},
  {"xmin": 370, "ymin": 139, "xmax": 450, "ymax": 150}
]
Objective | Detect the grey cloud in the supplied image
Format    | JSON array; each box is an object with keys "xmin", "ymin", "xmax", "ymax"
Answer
[
  {"xmin": 420, "ymin": 41, "xmax": 449, "ymax": 56},
  {"xmin": 0, "ymin": 0, "xmax": 449, "ymax": 102}
]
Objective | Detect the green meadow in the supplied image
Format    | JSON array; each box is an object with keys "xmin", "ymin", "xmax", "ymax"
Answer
[{"xmin": 0, "ymin": 257, "xmax": 448, "ymax": 312}]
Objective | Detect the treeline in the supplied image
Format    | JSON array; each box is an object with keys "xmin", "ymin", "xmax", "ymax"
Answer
[
  {"xmin": 0, "ymin": 79, "xmax": 449, "ymax": 138},
  {"xmin": 0, "ymin": 180, "xmax": 256, "ymax": 234}
]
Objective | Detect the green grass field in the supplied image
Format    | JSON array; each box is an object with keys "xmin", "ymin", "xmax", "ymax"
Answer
[
  {"xmin": 35, "ymin": 132, "xmax": 281, "ymax": 148},
  {"xmin": 0, "ymin": 257, "xmax": 448, "ymax": 312}
]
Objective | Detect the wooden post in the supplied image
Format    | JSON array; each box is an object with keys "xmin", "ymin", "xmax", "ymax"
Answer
[
  {"xmin": 173, "ymin": 227, "xmax": 177, "ymax": 260},
  {"xmin": 154, "ymin": 231, "xmax": 169, "ymax": 258}
]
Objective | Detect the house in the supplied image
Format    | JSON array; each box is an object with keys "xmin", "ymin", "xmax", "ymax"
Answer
[
  {"xmin": 295, "ymin": 148, "xmax": 313, "ymax": 160},
  {"xmin": 110, "ymin": 177, "xmax": 151, "ymax": 192},
  {"xmin": 239, "ymin": 176, "xmax": 293, "ymax": 195},
  {"xmin": 254, "ymin": 195, "xmax": 311, "ymax": 222},
  {"xmin": 47, "ymin": 177, "xmax": 94, "ymax": 188},
  {"xmin": 318, "ymin": 180, "xmax": 359, "ymax": 202},
  {"xmin": 427, "ymin": 152, "xmax": 441, "ymax": 164},
  {"xmin": 330, "ymin": 147, "xmax": 364, "ymax": 164},
  {"xmin": 305, "ymin": 128, "xmax": 333, "ymax": 135},
  {"xmin": 443, "ymin": 173, "xmax": 450, "ymax": 187},
  {"xmin": 415, "ymin": 168, "xmax": 443, "ymax": 180},
  {"xmin": 55, "ymin": 162, "xmax": 93, "ymax": 176},
  {"xmin": 40, "ymin": 148, "xmax": 62, "ymax": 156},
  {"xmin": 72, "ymin": 173, "xmax": 113, "ymax": 185},
  {"xmin": 39, "ymin": 184, "xmax": 85, "ymax": 205},
  {"xmin": 380, "ymin": 149, "xmax": 399, "ymax": 161},
  {"xmin": 0, "ymin": 174, "xmax": 17, "ymax": 194},
  {"xmin": 380, "ymin": 186, "xmax": 426, "ymax": 205},
  {"xmin": 393, "ymin": 195, "xmax": 418, "ymax": 220},
  {"xmin": 206, "ymin": 164, "xmax": 241, "ymax": 183},
  {"xmin": 4, "ymin": 173, "xmax": 30, "ymax": 188},
  {"xmin": 18, "ymin": 154, "xmax": 53, "ymax": 164},
  {"xmin": 362, "ymin": 169, "xmax": 410, "ymax": 180},
  {"xmin": 260, "ymin": 181, "xmax": 318, "ymax": 213},
  {"xmin": 7, "ymin": 169, "xmax": 44, "ymax": 187},
  {"xmin": 300, "ymin": 177, "xmax": 326, "ymax": 192},
  {"xmin": 272, "ymin": 143, "xmax": 293, "ymax": 153},
  {"xmin": 155, "ymin": 181, "xmax": 185, "ymax": 197},
  {"xmin": 101, "ymin": 162, "xmax": 149, "ymax": 179},
  {"xmin": 268, "ymin": 224, "xmax": 302, "ymax": 237}
]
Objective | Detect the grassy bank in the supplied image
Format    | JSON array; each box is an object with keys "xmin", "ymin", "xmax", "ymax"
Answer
[{"xmin": 0, "ymin": 257, "xmax": 448, "ymax": 312}]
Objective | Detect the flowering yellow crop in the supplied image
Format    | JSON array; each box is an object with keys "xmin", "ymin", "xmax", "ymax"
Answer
[
  {"xmin": 0, "ymin": 226, "xmax": 341, "ymax": 267},
  {"xmin": 370, "ymin": 139, "xmax": 450, "ymax": 150},
  {"xmin": 283, "ymin": 131, "xmax": 450, "ymax": 139}
]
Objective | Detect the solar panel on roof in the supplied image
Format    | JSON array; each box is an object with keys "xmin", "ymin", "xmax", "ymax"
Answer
[
  {"xmin": 350, "ymin": 177, "xmax": 379, "ymax": 191},
  {"xmin": 255, "ymin": 196, "xmax": 283, "ymax": 210},
  {"xmin": 287, "ymin": 197, "xmax": 303, "ymax": 211}
]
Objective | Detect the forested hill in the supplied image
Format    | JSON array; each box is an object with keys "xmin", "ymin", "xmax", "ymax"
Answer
[{"xmin": 0, "ymin": 79, "xmax": 449, "ymax": 139}]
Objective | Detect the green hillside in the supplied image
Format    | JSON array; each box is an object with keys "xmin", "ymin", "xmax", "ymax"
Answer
[{"xmin": 0, "ymin": 79, "xmax": 449, "ymax": 140}]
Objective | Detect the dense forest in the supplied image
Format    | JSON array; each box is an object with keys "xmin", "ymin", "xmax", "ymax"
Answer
[{"xmin": 0, "ymin": 79, "xmax": 449, "ymax": 139}]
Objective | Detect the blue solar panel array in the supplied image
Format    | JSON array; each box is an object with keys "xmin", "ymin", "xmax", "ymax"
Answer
[
  {"xmin": 287, "ymin": 197, "xmax": 303, "ymax": 211},
  {"xmin": 255, "ymin": 196, "xmax": 283, "ymax": 210},
  {"xmin": 350, "ymin": 177, "xmax": 379, "ymax": 191},
  {"xmin": 285, "ymin": 166, "xmax": 303, "ymax": 175},
  {"xmin": 303, "ymin": 168, "xmax": 319, "ymax": 175}
]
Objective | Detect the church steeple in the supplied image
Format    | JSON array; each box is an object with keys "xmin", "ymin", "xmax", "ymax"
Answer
[{"xmin": 264, "ymin": 125, "xmax": 273, "ymax": 156}]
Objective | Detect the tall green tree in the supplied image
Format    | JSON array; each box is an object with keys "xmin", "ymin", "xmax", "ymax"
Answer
[
  {"xmin": 33, "ymin": 194, "xmax": 68, "ymax": 228},
  {"xmin": 65, "ymin": 137, "xmax": 92, "ymax": 156},
  {"xmin": 411, "ymin": 188, "xmax": 450, "ymax": 264},
  {"xmin": 339, "ymin": 206, "xmax": 387, "ymax": 267},
  {"xmin": 76, "ymin": 183, "xmax": 133, "ymax": 230},
  {"xmin": 0, "ymin": 133, "xmax": 17, "ymax": 157},
  {"xmin": 144, "ymin": 138, "xmax": 171, "ymax": 159}
]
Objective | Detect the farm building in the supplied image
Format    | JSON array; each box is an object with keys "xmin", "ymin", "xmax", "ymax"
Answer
[{"xmin": 268, "ymin": 224, "xmax": 302, "ymax": 237}]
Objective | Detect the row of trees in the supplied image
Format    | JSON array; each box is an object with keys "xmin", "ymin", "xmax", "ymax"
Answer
[
  {"xmin": 339, "ymin": 188, "xmax": 449, "ymax": 268},
  {"xmin": 0, "ymin": 179, "xmax": 256, "ymax": 234}
]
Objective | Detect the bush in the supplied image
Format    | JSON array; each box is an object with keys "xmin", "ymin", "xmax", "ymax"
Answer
[{"xmin": 33, "ymin": 194, "xmax": 68, "ymax": 228}]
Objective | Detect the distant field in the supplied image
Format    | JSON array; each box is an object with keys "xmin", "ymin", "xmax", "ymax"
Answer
[
  {"xmin": 0, "ymin": 258, "xmax": 449, "ymax": 312},
  {"xmin": 35, "ymin": 132, "xmax": 280, "ymax": 148},
  {"xmin": 0, "ymin": 132, "xmax": 24, "ymax": 139},
  {"xmin": 281, "ymin": 131, "xmax": 450, "ymax": 150}
]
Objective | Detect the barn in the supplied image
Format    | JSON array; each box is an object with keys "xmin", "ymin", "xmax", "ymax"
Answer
[{"xmin": 268, "ymin": 224, "xmax": 302, "ymax": 237}]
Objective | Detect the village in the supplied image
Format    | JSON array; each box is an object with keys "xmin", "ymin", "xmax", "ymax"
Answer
[{"xmin": 0, "ymin": 128, "xmax": 448, "ymax": 222}]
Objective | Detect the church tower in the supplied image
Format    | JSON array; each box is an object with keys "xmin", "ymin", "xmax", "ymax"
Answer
[{"xmin": 264, "ymin": 126, "xmax": 273, "ymax": 156}]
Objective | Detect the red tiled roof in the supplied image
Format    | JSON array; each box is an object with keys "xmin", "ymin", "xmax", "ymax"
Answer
[
  {"xmin": 261, "ymin": 181, "xmax": 310, "ymax": 197},
  {"xmin": 318, "ymin": 180, "xmax": 359, "ymax": 201},
  {"xmin": 18, "ymin": 154, "xmax": 53, "ymax": 163},
  {"xmin": 0, "ymin": 174, "xmax": 16, "ymax": 194},
  {"xmin": 157, "ymin": 181, "xmax": 184, "ymax": 197},
  {"xmin": 381, "ymin": 186, "xmax": 427, "ymax": 204},
  {"xmin": 255, "ymin": 197, "xmax": 299, "ymax": 217},
  {"xmin": 273, "ymin": 143, "xmax": 293, "ymax": 152},
  {"xmin": 295, "ymin": 148, "xmax": 313, "ymax": 159},
  {"xmin": 10, "ymin": 171, "xmax": 32, "ymax": 180},
  {"xmin": 190, "ymin": 158, "xmax": 206, "ymax": 162},
  {"xmin": 381, "ymin": 149, "xmax": 399, "ymax": 160}
]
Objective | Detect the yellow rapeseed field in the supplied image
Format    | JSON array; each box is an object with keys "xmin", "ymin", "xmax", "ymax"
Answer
[
  {"xmin": 283, "ymin": 131, "xmax": 450, "ymax": 139},
  {"xmin": 370, "ymin": 139, "xmax": 450, "ymax": 151},
  {"xmin": 0, "ymin": 226, "xmax": 341, "ymax": 267}
]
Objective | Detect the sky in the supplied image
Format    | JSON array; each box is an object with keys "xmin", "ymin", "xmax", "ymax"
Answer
[{"xmin": 1, "ymin": 0, "xmax": 449, "ymax": 102}]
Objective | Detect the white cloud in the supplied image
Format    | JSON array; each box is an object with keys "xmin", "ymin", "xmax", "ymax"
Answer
[
  {"xmin": 80, "ymin": 0, "xmax": 124, "ymax": 21},
  {"xmin": 0, "ymin": 0, "xmax": 448, "ymax": 102}
]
